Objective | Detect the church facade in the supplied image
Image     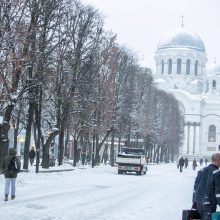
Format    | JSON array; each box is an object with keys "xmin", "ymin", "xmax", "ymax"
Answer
[{"xmin": 154, "ymin": 25, "xmax": 220, "ymax": 157}]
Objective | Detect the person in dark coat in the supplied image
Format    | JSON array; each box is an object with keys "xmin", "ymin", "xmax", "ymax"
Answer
[
  {"xmin": 178, "ymin": 156, "xmax": 185, "ymax": 172},
  {"xmin": 193, "ymin": 159, "xmax": 197, "ymax": 171},
  {"xmin": 184, "ymin": 157, "xmax": 189, "ymax": 168},
  {"xmin": 200, "ymin": 158, "xmax": 204, "ymax": 166},
  {"xmin": 192, "ymin": 153, "xmax": 220, "ymax": 220},
  {"xmin": 29, "ymin": 147, "xmax": 36, "ymax": 166},
  {"xmin": 81, "ymin": 152, "xmax": 86, "ymax": 166},
  {"xmin": 103, "ymin": 153, "xmax": 108, "ymax": 165},
  {"xmin": 2, "ymin": 148, "xmax": 20, "ymax": 201}
]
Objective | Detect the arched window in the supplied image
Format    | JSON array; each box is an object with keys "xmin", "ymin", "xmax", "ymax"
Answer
[
  {"xmin": 177, "ymin": 59, "xmax": 181, "ymax": 74},
  {"xmin": 161, "ymin": 60, "xmax": 164, "ymax": 74},
  {"xmin": 168, "ymin": 59, "xmax": 172, "ymax": 74},
  {"xmin": 213, "ymin": 80, "xmax": 216, "ymax": 89},
  {"xmin": 208, "ymin": 125, "xmax": 216, "ymax": 142},
  {"xmin": 186, "ymin": 59, "xmax": 190, "ymax": 75},
  {"xmin": 194, "ymin": 60, "xmax": 198, "ymax": 76}
]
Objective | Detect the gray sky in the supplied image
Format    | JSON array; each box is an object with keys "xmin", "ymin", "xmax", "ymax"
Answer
[{"xmin": 82, "ymin": 0, "xmax": 220, "ymax": 71}]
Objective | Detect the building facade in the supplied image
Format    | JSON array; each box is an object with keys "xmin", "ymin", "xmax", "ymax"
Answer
[{"xmin": 154, "ymin": 25, "xmax": 220, "ymax": 157}]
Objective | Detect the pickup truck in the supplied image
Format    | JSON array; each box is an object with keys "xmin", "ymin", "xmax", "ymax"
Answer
[{"xmin": 116, "ymin": 147, "xmax": 147, "ymax": 175}]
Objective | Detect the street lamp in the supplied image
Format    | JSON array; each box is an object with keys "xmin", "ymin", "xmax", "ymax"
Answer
[{"xmin": 19, "ymin": 136, "xmax": 25, "ymax": 144}]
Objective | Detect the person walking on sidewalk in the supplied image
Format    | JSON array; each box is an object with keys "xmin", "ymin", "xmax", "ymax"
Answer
[
  {"xmin": 2, "ymin": 148, "xmax": 20, "ymax": 201},
  {"xmin": 29, "ymin": 146, "xmax": 36, "ymax": 166},
  {"xmin": 193, "ymin": 159, "xmax": 198, "ymax": 171},
  {"xmin": 178, "ymin": 156, "xmax": 185, "ymax": 172},
  {"xmin": 184, "ymin": 157, "xmax": 189, "ymax": 168}
]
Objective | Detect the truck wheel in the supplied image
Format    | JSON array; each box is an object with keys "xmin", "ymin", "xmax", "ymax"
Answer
[
  {"xmin": 137, "ymin": 169, "xmax": 142, "ymax": 176},
  {"xmin": 139, "ymin": 166, "xmax": 144, "ymax": 175},
  {"xmin": 118, "ymin": 170, "xmax": 123, "ymax": 174}
]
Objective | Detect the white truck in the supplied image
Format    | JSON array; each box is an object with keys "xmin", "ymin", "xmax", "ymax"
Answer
[{"xmin": 116, "ymin": 147, "xmax": 147, "ymax": 175}]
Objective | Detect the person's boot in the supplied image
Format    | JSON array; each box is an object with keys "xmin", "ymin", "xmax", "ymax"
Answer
[
  {"xmin": 4, "ymin": 195, "xmax": 8, "ymax": 201},
  {"xmin": 11, "ymin": 195, "xmax": 15, "ymax": 200}
]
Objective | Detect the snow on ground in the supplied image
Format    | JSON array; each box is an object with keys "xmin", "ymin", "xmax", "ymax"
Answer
[{"xmin": 0, "ymin": 162, "xmax": 207, "ymax": 220}]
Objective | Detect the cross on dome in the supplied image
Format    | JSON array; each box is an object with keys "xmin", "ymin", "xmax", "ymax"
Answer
[{"xmin": 181, "ymin": 15, "xmax": 185, "ymax": 27}]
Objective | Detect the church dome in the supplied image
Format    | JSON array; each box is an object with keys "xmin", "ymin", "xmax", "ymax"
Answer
[
  {"xmin": 157, "ymin": 27, "xmax": 205, "ymax": 52},
  {"xmin": 207, "ymin": 63, "xmax": 220, "ymax": 74}
]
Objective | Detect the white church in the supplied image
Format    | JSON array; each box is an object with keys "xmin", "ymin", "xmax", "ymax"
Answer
[{"xmin": 154, "ymin": 24, "xmax": 220, "ymax": 158}]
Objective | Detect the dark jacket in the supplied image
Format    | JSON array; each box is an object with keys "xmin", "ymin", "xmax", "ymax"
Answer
[
  {"xmin": 179, "ymin": 157, "xmax": 185, "ymax": 167},
  {"xmin": 29, "ymin": 149, "xmax": 36, "ymax": 159},
  {"xmin": 193, "ymin": 159, "xmax": 197, "ymax": 167},
  {"xmin": 2, "ymin": 148, "xmax": 20, "ymax": 178},
  {"xmin": 213, "ymin": 171, "xmax": 220, "ymax": 205},
  {"xmin": 193, "ymin": 164, "xmax": 219, "ymax": 205}
]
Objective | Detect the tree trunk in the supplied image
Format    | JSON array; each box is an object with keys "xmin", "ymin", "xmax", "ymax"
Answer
[
  {"xmin": 95, "ymin": 127, "xmax": 113, "ymax": 164},
  {"xmin": 0, "ymin": 104, "xmax": 14, "ymax": 172},
  {"xmin": 23, "ymin": 102, "xmax": 35, "ymax": 170},
  {"xmin": 110, "ymin": 130, "xmax": 115, "ymax": 167},
  {"xmin": 42, "ymin": 130, "xmax": 59, "ymax": 168},
  {"xmin": 58, "ymin": 123, "xmax": 65, "ymax": 166},
  {"xmin": 73, "ymin": 138, "xmax": 78, "ymax": 167},
  {"xmin": 13, "ymin": 102, "xmax": 22, "ymax": 150},
  {"xmin": 58, "ymin": 102, "xmax": 70, "ymax": 166},
  {"xmin": 35, "ymin": 86, "xmax": 43, "ymax": 173},
  {"xmin": 0, "ymin": 123, "xmax": 10, "ymax": 172}
]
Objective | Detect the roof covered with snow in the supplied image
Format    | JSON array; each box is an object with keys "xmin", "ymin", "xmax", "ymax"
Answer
[{"xmin": 157, "ymin": 26, "xmax": 205, "ymax": 52}]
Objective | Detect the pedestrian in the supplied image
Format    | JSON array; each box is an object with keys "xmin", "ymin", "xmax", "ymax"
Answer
[
  {"xmin": 81, "ymin": 151, "xmax": 86, "ymax": 166},
  {"xmin": 200, "ymin": 158, "xmax": 204, "ymax": 166},
  {"xmin": 29, "ymin": 146, "xmax": 36, "ymax": 166},
  {"xmin": 103, "ymin": 153, "xmax": 108, "ymax": 165},
  {"xmin": 178, "ymin": 156, "xmax": 185, "ymax": 172},
  {"xmin": 192, "ymin": 159, "xmax": 197, "ymax": 171},
  {"xmin": 2, "ymin": 148, "xmax": 21, "ymax": 201},
  {"xmin": 205, "ymin": 158, "xmax": 208, "ymax": 166},
  {"xmin": 184, "ymin": 157, "xmax": 189, "ymax": 168},
  {"xmin": 192, "ymin": 153, "xmax": 220, "ymax": 220}
]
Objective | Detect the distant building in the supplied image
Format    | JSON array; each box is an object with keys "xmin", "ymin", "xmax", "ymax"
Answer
[{"xmin": 154, "ymin": 25, "xmax": 220, "ymax": 157}]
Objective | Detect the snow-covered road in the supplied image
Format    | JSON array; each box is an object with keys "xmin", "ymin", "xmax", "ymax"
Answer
[{"xmin": 0, "ymin": 163, "xmax": 199, "ymax": 220}]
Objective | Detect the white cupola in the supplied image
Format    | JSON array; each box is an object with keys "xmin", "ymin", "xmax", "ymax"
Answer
[{"xmin": 155, "ymin": 26, "xmax": 207, "ymax": 79}]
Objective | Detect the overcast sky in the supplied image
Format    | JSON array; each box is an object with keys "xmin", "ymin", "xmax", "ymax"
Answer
[{"xmin": 82, "ymin": 0, "xmax": 220, "ymax": 71}]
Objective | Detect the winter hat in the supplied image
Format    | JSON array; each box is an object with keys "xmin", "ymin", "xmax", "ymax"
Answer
[{"xmin": 9, "ymin": 148, "xmax": 17, "ymax": 155}]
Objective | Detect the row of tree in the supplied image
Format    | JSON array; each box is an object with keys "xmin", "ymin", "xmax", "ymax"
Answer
[{"xmin": 0, "ymin": 0, "xmax": 183, "ymax": 172}]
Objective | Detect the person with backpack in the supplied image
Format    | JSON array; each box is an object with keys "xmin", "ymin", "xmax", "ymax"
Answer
[
  {"xmin": 2, "ymin": 148, "xmax": 21, "ymax": 201},
  {"xmin": 192, "ymin": 153, "xmax": 220, "ymax": 219},
  {"xmin": 29, "ymin": 146, "xmax": 36, "ymax": 166}
]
